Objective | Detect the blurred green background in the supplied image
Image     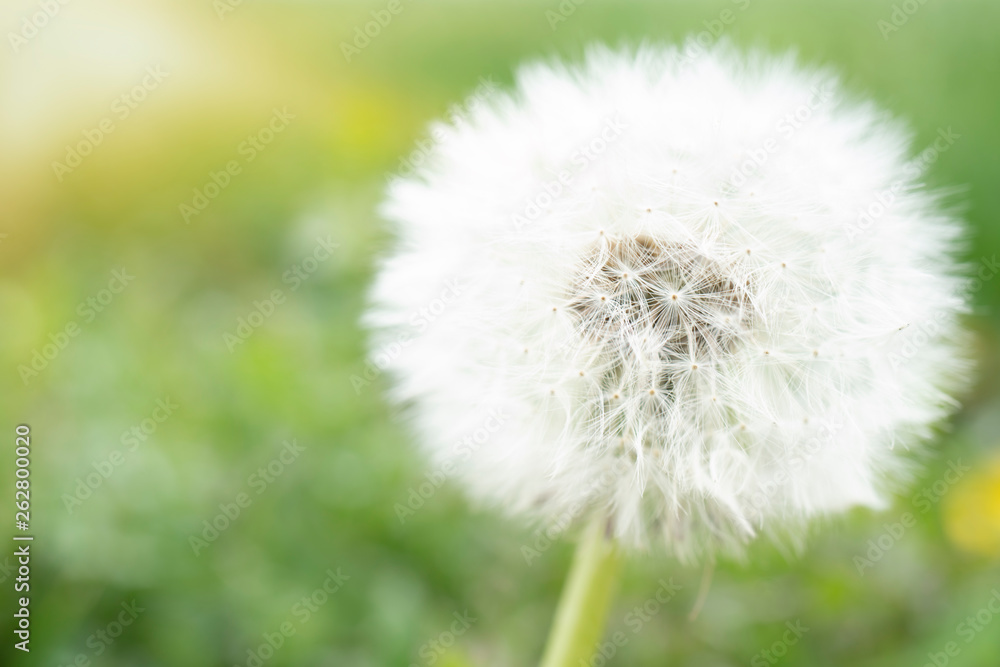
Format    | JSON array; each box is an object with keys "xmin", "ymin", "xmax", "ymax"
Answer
[{"xmin": 1, "ymin": 0, "xmax": 999, "ymax": 665}]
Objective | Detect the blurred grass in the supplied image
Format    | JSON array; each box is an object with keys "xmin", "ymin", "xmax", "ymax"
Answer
[{"xmin": 1, "ymin": 0, "xmax": 999, "ymax": 665}]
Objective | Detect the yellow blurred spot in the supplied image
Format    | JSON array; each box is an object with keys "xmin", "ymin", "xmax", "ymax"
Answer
[
  {"xmin": 944, "ymin": 458, "xmax": 1000, "ymax": 557},
  {"xmin": 437, "ymin": 650, "xmax": 475, "ymax": 667}
]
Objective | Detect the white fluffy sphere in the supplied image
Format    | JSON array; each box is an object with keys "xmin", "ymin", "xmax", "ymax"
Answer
[{"xmin": 368, "ymin": 43, "xmax": 968, "ymax": 560}]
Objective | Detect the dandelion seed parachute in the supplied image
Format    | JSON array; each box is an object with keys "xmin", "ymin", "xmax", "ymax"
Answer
[{"xmin": 367, "ymin": 41, "xmax": 968, "ymax": 561}]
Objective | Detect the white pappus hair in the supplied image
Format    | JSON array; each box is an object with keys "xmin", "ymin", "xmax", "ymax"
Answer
[{"xmin": 367, "ymin": 42, "xmax": 969, "ymax": 561}]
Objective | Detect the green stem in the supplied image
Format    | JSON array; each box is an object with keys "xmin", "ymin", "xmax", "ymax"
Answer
[{"xmin": 539, "ymin": 514, "xmax": 622, "ymax": 667}]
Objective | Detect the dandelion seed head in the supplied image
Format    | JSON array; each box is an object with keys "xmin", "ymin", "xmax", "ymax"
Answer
[{"xmin": 367, "ymin": 41, "xmax": 969, "ymax": 561}]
